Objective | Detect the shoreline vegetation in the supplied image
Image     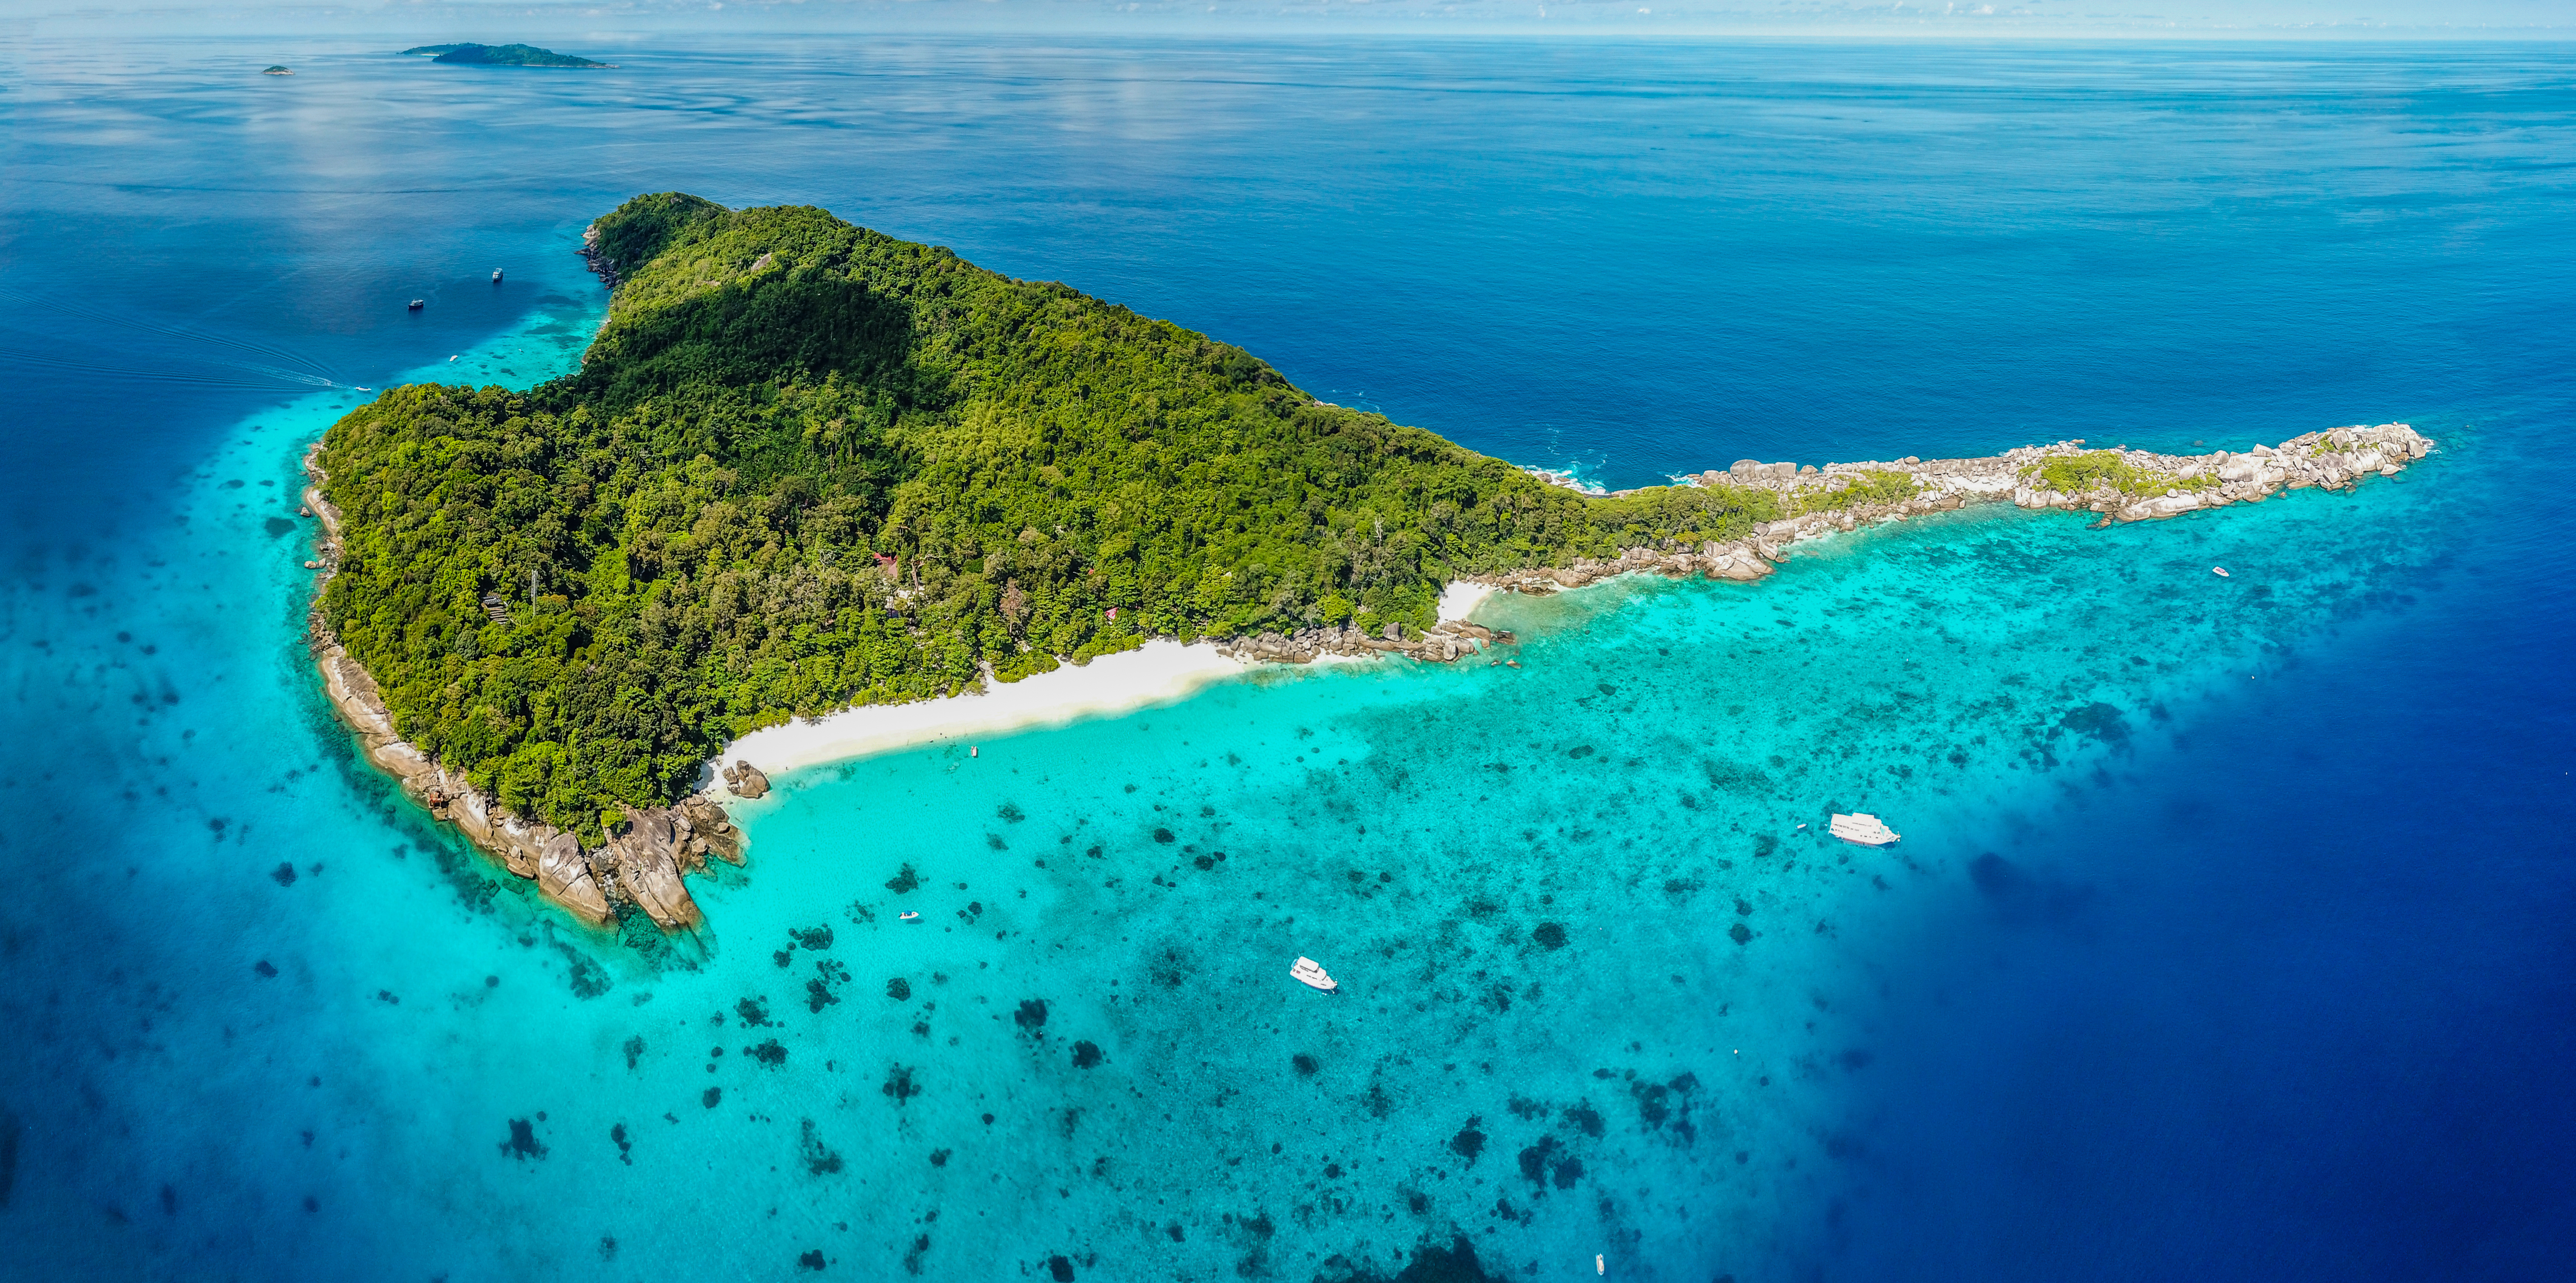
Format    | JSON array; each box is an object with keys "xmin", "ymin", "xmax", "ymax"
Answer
[{"xmin": 301, "ymin": 191, "xmax": 2432, "ymax": 933}]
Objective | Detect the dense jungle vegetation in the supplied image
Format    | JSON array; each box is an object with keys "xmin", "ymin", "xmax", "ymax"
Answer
[{"xmin": 318, "ymin": 194, "xmax": 1898, "ymax": 832}]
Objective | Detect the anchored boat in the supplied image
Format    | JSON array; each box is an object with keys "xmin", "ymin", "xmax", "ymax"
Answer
[
  {"xmin": 1290, "ymin": 956, "xmax": 1337, "ymax": 992},
  {"xmin": 406, "ymin": 298, "xmax": 424, "ymax": 311},
  {"xmin": 1828, "ymin": 812, "xmax": 1900, "ymax": 846}
]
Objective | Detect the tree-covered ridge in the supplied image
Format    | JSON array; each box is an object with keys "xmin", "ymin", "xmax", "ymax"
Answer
[{"xmin": 318, "ymin": 194, "xmax": 1802, "ymax": 835}]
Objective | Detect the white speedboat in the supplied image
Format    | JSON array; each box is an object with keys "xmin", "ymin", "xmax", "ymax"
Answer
[
  {"xmin": 2213, "ymin": 566, "xmax": 2231, "ymax": 578},
  {"xmin": 1290, "ymin": 956, "xmax": 1337, "ymax": 992},
  {"xmin": 1828, "ymin": 812, "xmax": 1900, "ymax": 846}
]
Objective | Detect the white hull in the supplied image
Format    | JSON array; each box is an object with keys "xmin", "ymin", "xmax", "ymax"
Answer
[
  {"xmin": 1291, "ymin": 956, "xmax": 1337, "ymax": 992},
  {"xmin": 1828, "ymin": 812, "xmax": 1900, "ymax": 846}
]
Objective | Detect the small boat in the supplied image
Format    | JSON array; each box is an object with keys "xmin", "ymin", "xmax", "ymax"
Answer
[
  {"xmin": 353, "ymin": 386, "xmax": 371, "ymax": 392},
  {"xmin": 1827, "ymin": 812, "xmax": 1900, "ymax": 846},
  {"xmin": 1290, "ymin": 956, "xmax": 1337, "ymax": 992},
  {"xmin": 407, "ymin": 299, "xmax": 424, "ymax": 311},
  {"xmin": 491, "ymin": 269, "xmax": 504, "ymax": 283},
  {"xmin": 898, "ymin": 911, "xmax": 921, "ymax": 923},
  {"xmin": 2212, "ymin": 566, "xmax": 2230, "ymax": 578}
]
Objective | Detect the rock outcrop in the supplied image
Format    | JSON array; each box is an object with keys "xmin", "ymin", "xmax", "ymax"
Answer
[
  {"xmin": 1212, "ymin": 619, "xmax": 1518, "ymax": 666},
  {"xmin": 537, "ymin": 832, "xmax": 610, "ymax": 925},
  {"xmin": 604, "ymin": 807, "xmax": 701, "ymax": 931},
  {"xmin": 721, "ymin": 760, "xmax": 770, "ymax": 800},
  {"xmin": 301, "ymin": 443, "xmax": 738, "ymax": 931},
  {"xmin": 679, "ymin": 796, "xmax": 746, "ymax": 867}
]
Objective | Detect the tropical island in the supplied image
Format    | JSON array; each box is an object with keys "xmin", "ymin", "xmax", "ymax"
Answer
[
  {"xmin": 302, "ymin": 191, "xmax": 2430, "ymax": 931},
  {"xmin": 400, "ymin": 43, "xmax": 615, "ymax": 68}
]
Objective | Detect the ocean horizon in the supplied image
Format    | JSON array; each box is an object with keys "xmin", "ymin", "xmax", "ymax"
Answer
[{"xmin": 3, "ymin": 34, "xmax": 2571, "ymax": 1282}]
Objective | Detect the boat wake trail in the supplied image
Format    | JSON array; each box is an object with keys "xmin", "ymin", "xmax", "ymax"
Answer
[{"xmin": 0, "ymin": 284, "xmax": 347, "ymax": 391}]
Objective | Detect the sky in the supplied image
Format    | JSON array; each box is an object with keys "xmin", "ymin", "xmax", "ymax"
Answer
[{"xmin": 9, "ymin": 0, "xmax": 2570, "ymax": 39}]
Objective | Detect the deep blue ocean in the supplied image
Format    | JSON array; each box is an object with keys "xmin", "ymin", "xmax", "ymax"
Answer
[{"xmin": 3, "ymin": 35, "xmax": 2572, "ymax": 1282}]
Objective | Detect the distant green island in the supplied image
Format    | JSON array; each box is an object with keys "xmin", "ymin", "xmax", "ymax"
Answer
[{"xmin": 400, "ymin": 43, "xmax": 614, "ymax": 68}]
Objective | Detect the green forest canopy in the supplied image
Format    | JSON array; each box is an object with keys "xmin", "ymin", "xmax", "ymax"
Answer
[{"xmin": 318, "ymin": 193, "xmax": 1900, "ymax": 833}]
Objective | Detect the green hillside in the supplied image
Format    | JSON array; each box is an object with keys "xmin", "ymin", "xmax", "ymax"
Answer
[{"xmin": 316, "ymin": 194, "xmax": 1799, "ymax": 833}]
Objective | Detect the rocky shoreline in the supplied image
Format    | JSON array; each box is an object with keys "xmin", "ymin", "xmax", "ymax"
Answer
[
  {"xmin": 301, "ymin": 444, "xmax": 757, "ymax": 931},
  {"xmin": 1214, "ymin": 423, "xmax": 2433, "ymax": 665},
  {"xmin": 303, "ymin": 423, "xmax": 2427, "ymax": 928}
]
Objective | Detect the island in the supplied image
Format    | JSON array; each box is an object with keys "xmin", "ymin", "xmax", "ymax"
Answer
[
  {"xmin": 399, "ymin": 43, "xmax": 615, "ymax": 68},
  {"xmin": 261, "ymin": 65, "xmax": 292, "ymax": 75},
  {"xmin": 301, "ymin": 191, "xmax": 2431, "ymax": 932}
]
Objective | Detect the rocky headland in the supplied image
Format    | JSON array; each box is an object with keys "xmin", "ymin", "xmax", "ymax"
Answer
[
  {"xmin": 1216, "ymin": 422, "xmax": 2433, "ymax": 665},
  {"xmin": 302, "ymin": 444, "xmax": 751, "ymax": 931}
]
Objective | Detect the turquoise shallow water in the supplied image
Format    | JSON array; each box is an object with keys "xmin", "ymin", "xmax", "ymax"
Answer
[
  {"xmin": 5, "ymin": 35, "xmax": 2573, "ymax": 1283},
  {"xmin": 4, "ymin": 291, "xmax": 2471, "ymax": 1278}
]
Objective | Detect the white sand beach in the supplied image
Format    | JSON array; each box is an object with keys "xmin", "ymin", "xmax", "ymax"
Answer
[
  {"xmin": 1437, "ymin": 581, "xmax": 1498, "ymax": 622},
  {"xmin": 711, "ymin": 581, "xmax": 1507, "ymax": 788},
  {"xmin": 711, "ymin": 639, "xmax": 1253, "ymax": 788}
]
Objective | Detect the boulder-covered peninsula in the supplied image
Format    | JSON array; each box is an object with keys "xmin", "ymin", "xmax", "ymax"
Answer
[
  {"xmin": 1233, "ymin": 423, "xmax": 2434, "ymax": 663},
  {"xmin": 303, "ymin": 191, "xmax": 2431, "ymax": 931}
]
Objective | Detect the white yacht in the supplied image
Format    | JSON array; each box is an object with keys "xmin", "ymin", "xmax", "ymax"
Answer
[
  {"xmin": 1828, "ymin": 812, "xmax": 1900, "ymax": 846},
  {"xmin": 1290, "ymin": 956, "xmax": 1337, "ymax": 992}
]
